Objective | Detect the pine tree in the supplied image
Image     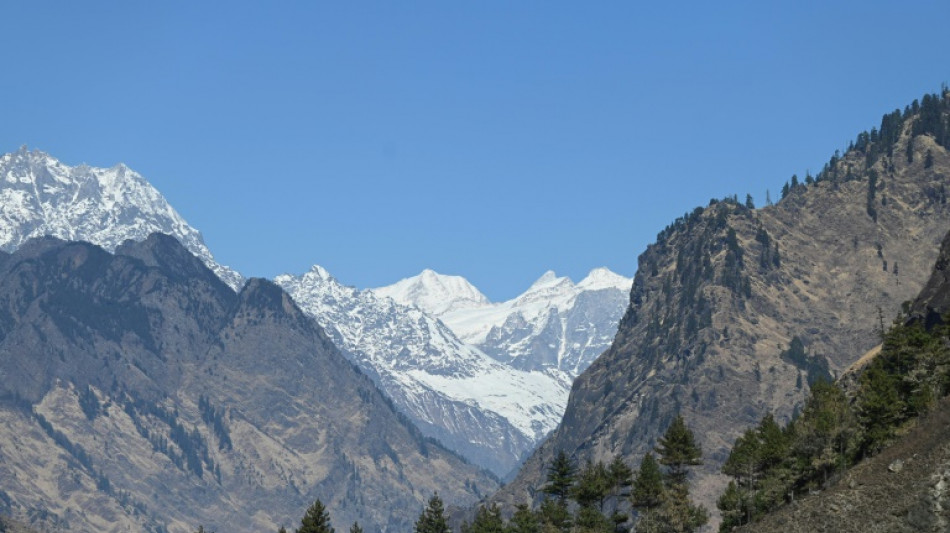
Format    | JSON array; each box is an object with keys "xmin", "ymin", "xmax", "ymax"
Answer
[
  {"xmin": 656, "ymin": 415, "xmax": 703, "ymax": 486},
  {"xmin": 462, "ymin": 504, "xmax": 504, "ymax": 533},
  {"xmin": 745, "ymin": 194, "xmax": 755, "ymax": 209},
  {"xmin": 297, "ymin": 499, "xmax": 335, "ymax": 533},
  {"xmin": 349, "ymin": 523, "xmax": 363, "ymax": 533},
  {"xmin": 573, "ymin": 460, "xmax": 610, "ymax": 508},
  {"xmin": 507, "ymin": 504, "xmax": 541, "ymax": 533},
  {"xmin": 716, "ymin": 481, "xmax": 743, "ymax": 531},
  {"xmin": 631, "ymin": 453, "xmax": 664, "ymax": 510},
  {"xmin": 415, "ymin": 493, "xmax": 451, "ymax": 533},
  {"xmin": 537, "ymin": 498, "xmax": 572, "ymax": 532},
  {"xmin": 636, "ymin": 486, "xmax": 708, "ymax": 533},
  {"xmin": 542, "ymin": 450, "xmax": 576, "ymax": 503}
]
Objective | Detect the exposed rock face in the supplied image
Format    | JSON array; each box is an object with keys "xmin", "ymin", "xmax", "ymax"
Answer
[
  {"xmin": 494, "ymin": 96, "xmax": 950, "ymax": 511},
  {"xmin": 0, "ymin": 235, "xmax": 496, "ymax": 532},
  {"xmin": 909, "ymin": 228, "xmax": 950, "ymax": 329}
]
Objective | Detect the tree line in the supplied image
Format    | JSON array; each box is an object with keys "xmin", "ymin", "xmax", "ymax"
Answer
[{"xmin": 461, "ymin": 414, "xmax": 707, "ymax": 533}]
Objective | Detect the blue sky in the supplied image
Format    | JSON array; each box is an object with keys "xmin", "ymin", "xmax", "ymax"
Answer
[{"xmin": 1, "ymin": 2, "xmax": 948, "ymax": 300}]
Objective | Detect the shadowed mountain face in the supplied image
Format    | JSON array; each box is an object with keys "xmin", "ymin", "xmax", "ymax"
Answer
[
  {"xmin": 0, "ymin": 234, "xmax": 496, "ymax": 532},
  {"xmin": 493, "ymin": 91, "xmax": 950, "ymax": 512}
]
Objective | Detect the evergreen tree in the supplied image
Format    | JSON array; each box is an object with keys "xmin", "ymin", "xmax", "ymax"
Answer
[
  {"xmin": 574, "ymin": 505, "xmax": 612, "ymax": 532},
  {"xmin": 636, "ymin": 486, "xmax": 708, "ymax": 533},
  {"xmin": 858, "ymin": 364, "xmax": 903, "ymax": 450},
  {"xmin": 537, "ymin": 498, "xmax": 572, "ymax": 532},
  {"xmin": 349, "ymin": 523, "xmax": 363, "ymax": 533},
  {"xmin": 279, "ymin": 528, "xmax": 288, "ymax": 533},
  {"xmin": 756, "ymin": 413, "xmax": 789, "ymax": 471},
  {"xmin": 607, "ymin": 455, "xmax": 633, "ymax": 496},
  {"xmin": 297, "ymin": 499, "xmax": 335, "ymax": 533},
  {"xmin": 415, "ymin": 494, "xmax": 451, "ymax": 533},
  {"xmin": 462, "ymin": 504, "xmax": 504, "ymax": 533},
  {"xmin": 656, "ymin": 415, "xmax": 703, "ymax": 486},
  {"xmin": 631, "ymin": 453, "xmax": 664, "ymax": 511},
  {"xmin": 573, "ymin": 460, "xmax": 610, "ymax": 509},
  {"xmin": 542, "ymin": 450, "xmax": 576, "ymax": 503},
  {"xmin": 745, "ymin": 194, "xmax": 755, "ymax": 209},
  {"xmin": 507, "ymin": 504, "xmax": 541, "ymax": 533},
  {"xmin": 791, "ymin": 379, "xmax": 859, "ymax": 486},
  {"xmin": 716, "ymin": 481, "xmax": 743, "ymax": 531}
]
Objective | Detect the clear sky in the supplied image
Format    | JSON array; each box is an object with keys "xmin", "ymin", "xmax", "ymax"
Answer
[{"xmin": 1, "ymin": 2, "xmax": 948, "ymax": 300}]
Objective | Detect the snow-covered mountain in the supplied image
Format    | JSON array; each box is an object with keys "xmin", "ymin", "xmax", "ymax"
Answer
[
  {"xmin": 375, "ymin": 267, "xmax": 632, "ymax": 376},
  {"xmin": 275, "ymin": 267, "xmax": 570, "ymax": 477},
  {"xmin": 0, "ymin": 146, "xmax": 243, "ymax": 289}
]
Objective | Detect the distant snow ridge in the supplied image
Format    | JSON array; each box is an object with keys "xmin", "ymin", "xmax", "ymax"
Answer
[
  {"xmin": 375, "ymin": 267, "xmax": 632, "ymax": 376},
  {"xmin": 0, "ymin": 147, "xmax": 243, "ymax": 289},
  {"xmin": 275, "ymin": 267, "xmax": 571, "ymax": 477}
]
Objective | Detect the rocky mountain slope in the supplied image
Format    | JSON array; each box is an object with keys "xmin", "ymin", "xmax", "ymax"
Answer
[
  {"xmin": 736, "ymin": 226, "xmax": 950, "ymax": 533},
  {"xmin": 493, "ymin": 90, "xmax": 950, "ymax": 512},
  {"xmin": 274, "ymin": 267, "xmax": 571, "ymax": 478},
  {"xmin": 0, "ymin": 235, "xmax": 496, "ymax": 532}
]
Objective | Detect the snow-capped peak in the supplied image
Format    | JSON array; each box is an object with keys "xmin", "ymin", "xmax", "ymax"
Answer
[
  {"xmin": 0, "ymin": 147, "xmax": 244, "ymax": 290},
  {"xmin": 577, "ymin": 267, "xmax": 632, "ymax": 292},
  {"xmin": 373, "ymin": 268, "xmax": 490, "ymax": 316},
  {"xmin": 524, "ymin": 270, "xmax": 573, "ymax": 293}
]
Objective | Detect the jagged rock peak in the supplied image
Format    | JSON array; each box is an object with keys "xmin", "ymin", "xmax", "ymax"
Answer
[{"xmin": 308, "ymin": 264, "xmax": 334, "ymax": 280}]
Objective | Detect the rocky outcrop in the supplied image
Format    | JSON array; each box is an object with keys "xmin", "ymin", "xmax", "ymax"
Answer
[{"xmin": 909, "ymin": 228, "xmax": 950, "ymax": 329}]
